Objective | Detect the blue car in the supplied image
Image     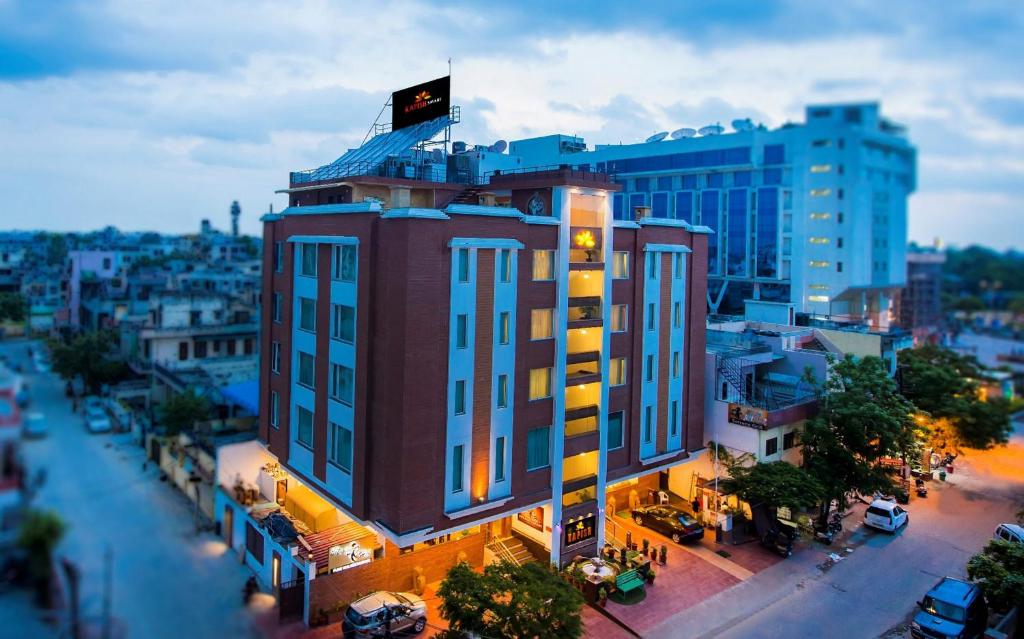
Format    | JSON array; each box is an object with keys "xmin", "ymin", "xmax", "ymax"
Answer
[{"xmin": 911, "ymin": 577, "xmax": 987, "ymax": 639}]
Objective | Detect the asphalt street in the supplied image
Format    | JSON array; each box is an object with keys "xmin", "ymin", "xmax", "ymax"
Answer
[{"xmin": 1, "ymin": 338, "xmax": 262, "ymax": 639}]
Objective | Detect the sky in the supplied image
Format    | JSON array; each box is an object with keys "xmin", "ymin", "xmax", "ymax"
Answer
[{"xmin": 0, "ymin": 0, "xmax": 1022, "ymax": 249}]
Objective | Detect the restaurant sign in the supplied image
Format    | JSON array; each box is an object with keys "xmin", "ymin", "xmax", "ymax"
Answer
[
  {"xmin": 563, "ymin": 515, "xmax": 596, "ymax": 547},
  {"xmin": 728, "ymin": 403, "xmax": 769, "ymax": 430},
  {"xmin": 391, "ymin": 76, "xmax": 451, "ymax": 131}
]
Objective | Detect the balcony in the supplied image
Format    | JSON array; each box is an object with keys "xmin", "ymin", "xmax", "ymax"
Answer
[
  {"xmin": 567, "ymin": 297, "xmax": 602, "ymax": 329},
  {"xmin": 565, "ymin": 415, "xmax": 598, "ymax": 438},
  {"xmin": 565, "ymin": 404, "xmax": 599, "ymax": 422},
  {"xmin": 566, "ymin": 364, "xmax": 601, "ymax": 387},
  {"xmin": 566, "ymin": 350, "xmax": 600, "ymax": 365}
]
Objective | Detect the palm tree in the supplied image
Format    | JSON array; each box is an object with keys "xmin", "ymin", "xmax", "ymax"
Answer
[{"xmin": 17, "ymin": 510, "xmax": 67, "ymax": 607}]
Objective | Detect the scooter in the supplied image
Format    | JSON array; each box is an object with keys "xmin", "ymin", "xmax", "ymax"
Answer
[
  {"xmin": 915, "ymin": 478, "xmax": 928, "ymax": 498},
  {"xmin": 814, "ymin": 512, "xmax": 843, "ymax": 545}
]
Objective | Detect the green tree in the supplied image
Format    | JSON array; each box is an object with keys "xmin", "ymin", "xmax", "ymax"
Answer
[
  {"xmin": 158, "ymin": 388, "xmax": 211, "ymax": 435},
  {"xmin": 0, "ymin": 292, "xmax": 27, "ymax": 323},
  {"xmin": 801, "ymin": 355, "xmax": 918, "ymax": 520},
  {"xmin": 720, "ymin": 461, "xmax": 825, "ymax": 512},
  {"xmin": 17, "ymin": 510, "xmax": 67, "ymax": 606},
  {"xmin": 898, "ymin": 344, "xmax": 1012, "ymax": 449},
  {"xmin": 46, "ymin": 233, "xmax": 68, "ymax": 266},
  {"xmin": 48, "ymin": 331, "xmax": 126, "ymax": 393},
  {"xmin": 437, "ymin": 560, "xmax": 584, "ymax": 639},
  {"xmin": 967, "ymin": 540, "xmax": 1024, "ymax": 613}
]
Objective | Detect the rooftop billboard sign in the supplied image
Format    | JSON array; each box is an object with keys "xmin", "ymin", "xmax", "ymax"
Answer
[{"xmin": 391, "ymin": 76, "xmax": 450, "ymax": 131}]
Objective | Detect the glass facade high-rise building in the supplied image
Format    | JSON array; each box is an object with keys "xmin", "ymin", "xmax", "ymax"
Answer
[{"xmin": 508, "ymin": 103, "xmax": 916, "ymax": 327}]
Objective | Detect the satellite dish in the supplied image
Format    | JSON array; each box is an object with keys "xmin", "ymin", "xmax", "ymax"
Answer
[
  {"xmin": 731, "ymin": 118, "xmax": 754, "ymax": 132},
  {"xmin": 671, "ymin": 128, "xmax": 697, "ymax": 139},
  {"xmin": 645, "ymin": 131, "xmax": 669, "ymax": 143},
  {"xmin": 452, "ymin": 140, "xmax": 467, "ymax": 154},
  {"xmin": 490, "ymin": 139, "xmax": 507, "ymax": 153},
  {"xmin": 698, "ymin": 125, "xmax": 725, "ymax": 136},
  {"xmin": 431, "ymin": 148, "xmax": 444, "ymax": 163}
]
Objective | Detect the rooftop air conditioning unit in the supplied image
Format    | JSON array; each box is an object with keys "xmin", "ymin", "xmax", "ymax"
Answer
[{"xmin": 634, "ymin": 206, "xmax": 652, "ymax": 220}]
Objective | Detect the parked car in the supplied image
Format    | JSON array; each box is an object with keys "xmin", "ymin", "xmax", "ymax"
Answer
[
  {"xmin": 993, "ymin": 523, "xmax": 1024, "ymax": 544},
  {"xmin": 33, "ymin": 356, "xmax": 51, "ymax": 373},
  {"xmin": 83, "ymin": 396, "xmax": 103, "ymax": 412},
  {"xmin": 910, "ymin": 577, "xmax": 988, "ymax": 639},
  {"xmin": 630, "ymin": 505, "xmax": 705, "ymax": 543},
  {"xmin": 84, "ymin": 406, "xmax": 112, "ymax": 433},
  {"xmin": 342, "ymin": 591, "xmax": 427, "ymax": 638},
  {"xmin": 22, "ymin": 413, "xmax": 47, "ymax": 438},
  {"xmin": 864, "ymin": 499, "xmax": 909, "ymax": 533}
]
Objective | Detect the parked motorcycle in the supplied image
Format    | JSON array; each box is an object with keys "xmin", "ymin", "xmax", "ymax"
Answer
[
  {"xmin": 762, "ymin": 526, "xmax": 796, "ymax": 557},
  {"xmin": 814, "ymin": 512, "xmax": 843, "ymax": 545},
  {"xmin": 915, "ymin": 478, "xmax": 928, "ymax": 498}
]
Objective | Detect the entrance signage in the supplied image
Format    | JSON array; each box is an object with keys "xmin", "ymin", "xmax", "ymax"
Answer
[
  {"xmin": 728, "ymin": 403, "xmax": 768, "ymax": 429},
  {"xmin": 563, "ymin": 515, "xmax": 596, "ymax": 547},
  {"xmin": 392, "ymin": 76, "xmax": 451, "ymax": 131}
]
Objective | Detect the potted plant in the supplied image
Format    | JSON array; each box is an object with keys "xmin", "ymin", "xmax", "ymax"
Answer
[
  {"xmin": 659, "ymin": 544, "xmax": 667, "ymax": 565},
  {"xmin": 641, "ymin": 538, "xmax": 650, "ymax": 554},
  {"xmin": 646, "ymin": 569, "xmax": 657, "ymax": 585},
  {"xmin": 597, "ymin": 587, "xmax": 608, "ymax": 607}
]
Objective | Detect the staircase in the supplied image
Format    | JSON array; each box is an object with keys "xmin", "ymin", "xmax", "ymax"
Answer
[
  {"xmin": 490, "ymin": 536, "xmax": 537, "ymax": 566},
  {"xmin": 451, "ymin": 184, "xmax": 486, "ymax": 205}
]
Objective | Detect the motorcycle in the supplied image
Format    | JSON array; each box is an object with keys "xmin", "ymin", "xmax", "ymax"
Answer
[
  {"xmin": 814, "ymin": 512, "xmax": 843, "ymax": 545},
  {"xmin": 762, "ymin": 525, "xmax": 797, "ymax": 557},
  {"xmin": 915, "ymin": 478, "xmax": 928, "ymax": 498}
]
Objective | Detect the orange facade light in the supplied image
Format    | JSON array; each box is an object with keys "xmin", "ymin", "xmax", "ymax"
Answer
[{"xmin": 574, "ymin": 230, "xmax": 596, "ymax": 249}]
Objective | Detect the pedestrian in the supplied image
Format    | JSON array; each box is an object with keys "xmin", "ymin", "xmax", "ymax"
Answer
[{"xmin": 692, "ymin": 497, "xmax": 701, "ymax": 513}]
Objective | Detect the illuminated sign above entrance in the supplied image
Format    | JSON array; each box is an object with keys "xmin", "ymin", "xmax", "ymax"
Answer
[
  {"xmin": 391, "ymin": 76, "xmax": 451, "ymax": 131},
  {"xmin": 728, "ymin": 403, "xmax": 769, "ymax": 430},
  {"xmin": 563, "ymin": 515, "xmax": 596, "ymax": 547}
]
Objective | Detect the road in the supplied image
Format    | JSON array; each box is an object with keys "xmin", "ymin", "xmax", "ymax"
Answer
[
  {"xmin": 652, "ymin": 419, "xmax": 1024, "ymax": 639},
  {"xmin": 0, "ymin": 339, "xmax": 263, "ymax": 639}
]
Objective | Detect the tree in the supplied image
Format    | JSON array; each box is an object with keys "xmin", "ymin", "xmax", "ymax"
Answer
[
  {"xmin": 720, "ymin": 462, "xmax": 825, "ymax": 513},
  {"xmin": 437, "ymin": 560, "xmax": 584, "ymax": 639},
  {"xmin": 967, "ymin": 540, "xmax": 1024, "ymax": 613},
  {"xmin": 801, "ymin": 355, "xmax": 918, "ymax": 520},
  {"xmin": 158, "ymin": 388, "xmax": 211, "ymax": 436},
  {"xmin": 0, "ymin": 292, "xmax": 26, "ymax": 323},
  {"xmin": 17, "ymin": 510, "xmax": 67, "ymax": 606},
  {"xmin": 899, "ymin": 344, "xmax": 1012, "ymax": 449},
  {"xmin": 48, "ymin": 331, "xmax": 127, "ymax": 394}
]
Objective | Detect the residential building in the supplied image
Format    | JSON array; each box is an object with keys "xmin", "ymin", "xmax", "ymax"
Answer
[
  {"xmin": 216, "ymin": 102, "xmax": 709, "ymax": 625},
  {"xmin": 509, "ymin": 102, "xmax": 916, "ymax": 327},
  {"xmin": 898, "ymin": 245, "xmax": 945, "ymax": 343}
]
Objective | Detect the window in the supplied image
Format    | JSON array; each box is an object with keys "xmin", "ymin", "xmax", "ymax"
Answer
[
  {"xmin": 103, "ymin": 257, "xmax": 111, "ymax": 270},
  {"xmin": 764, "ymin": 144, "xmax": 785, "ymax": 164},
  {"xmin": 673, "ymin": 302, "xmax": 681, "ymax": 328},
  {"xmin": 274, "ymin": 241, "xmax": 283, "ymax": 273},
  {"xmin": 612, "ymin": 251, "xmax": 629, "ymax": 279},
  {"xmin": 451, "ymin": 445, "xmax": 464, "ymax": 492},
  {"xmin": 808, "ymin": 295, "xmax": 830, "ymax": 303},
  {"xmin": 809, "ymin": 260, "xmax": 830, "ymax": 268},
  {"xmin": 765, "ymin": 437, "xmax": 778, "ymax": 456},
  {"xmin": 837, "ymin": 261, "xmax": 844, "ymax": 273},
  {"xmin": 494, "ymin": 437, "xmax": 506, "ymax": 482},
  {"xmin": 457, "ymin": 248, "xmax": 469, "ymax": 283},
  {"xmin": 809, "ymin": 164, "xmax": 832, "ymax": 173},
  {"xmin": 499, "ymin": 249, "xmax": 512, "ymax": 283},
  {"xmin": 270, "ymin": 391, "xmax": 279, "ymax": 428},
  {"xmin": 332, "ymin": 245, "xmax": 357, "ymax": 282},
  {"xmin": 607, "ymin": 412, "xmax": 624, "ymax": 450},
  {"xmin": 783, "ymin": 431, "xmax": 796, "ymax": 450},
  {"xmin": 227, "ymin": 339, "xmax": 237, "ymax": 356},
  {"xmin": 332, "ymin": 304, "xmax": 355, "ymax": 343},
  {"xmin": 611, "ymin": 304, "xmax": 627, "ymax": 332},
  {"xmin": 809, "ymin": 212, "xmax": 831, "ymax": 220},
  {"xmin": 809, "ymin": 188, "xmax": 832, "ymax": 197},
  {"xmin": 499, "ymin": 311, "xmax": 510, "ymax": 345},
  {"xmin": 529, "ymin": 367, "xmax": 552, "ymax": 400},
  {"xmin": 646, "ymin": 354, "xmax": 654, "ymax": 381},
  {"xmin": 272, "ymin": 293, "xmax": 282, "ymax": 323},
  {"xmin": 331, "ymin": 363, "xmax": 354, "ymax": 405},
  {"xmin": 837, "ymin": 212, "xmax": 844, "ymax": 224},
  {"xmin": 330, "ymin": 422, "xmax": 353, "ymax": 472},
  {"xmin": 836, "ymin": 237, "xmax": 843, "ymax": 248},
  {"xmin": 532, "ymin": 249, "xmax": 555, "ymax": 280},
  {"xmin": 670, "ymin": 400, "xmax": 678, "ymax": 436},
  {"xmin": 648, "ymin": 252, "xmax": 658, "ymax": 278},
  {"xmin": 300, "ymin": 243, "xmax": 317, "ymax": 277},
  {"xmin": 456, "ymin": 314, "xmax": 468, "ymax": 349},
  {"xmin": 454, "ymin": 380, "xmax": 466, "ymax": 415},
  {"xmin": 531, "ymin": 309, "xmax": 553, "ymax": 340},
  {"xmin": 809, "ymin": 237, "xmax": 830, "ymax": 245},
  {"xmin": 195, "ymin": 341, "xmax": 207, "ymax": 358},
  {"xmin": 609, "ymin": 357, "xmax": 627, "ymax": 386},
  {"xmin": 299, "ymin": 297, "xmax": 316, "ymax": 333},
  {"xmin": 647, "ymin": 303, "xmax": 655, "ymax": 330},
  {"xmin": 271, "ymin": 342, "xmax": 281, "ymax": 373},
  {"xmin": 674, "ymin": 253, "xmax": 683, "ymax": 279},
  {"xmin": 298, "ymin": 352, "xmax": 316, "ymax": 388},
  {"xmin": 497, "ymin": 374, "xmax": 509, "ymax": 408},
  {"xmin": 178, "ymin": 341, "xmax": 188, "ymax": 361},
  {"xmin": 672, "ymin": 351, "xmax": 680, "ymax": 378},
  {"xmin": 643, "ymin": 406, "xmax": 652, "ymax": 443},
  {"xmin": 296, "ymin": 406, "xmax": 313, "ymax": 448},
  {"xmin": 526, "ymin": 427, "xmax": 550, "ymax": 470}
]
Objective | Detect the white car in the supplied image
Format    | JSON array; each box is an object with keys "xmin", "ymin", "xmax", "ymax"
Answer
[
  {"xmin": 994, "ymin": 523, "xmax": 1023, "ymax": 544},
  {"xmin": 33, "ymin": 357, "xmax": 51, "ymax": 373},
  {"xmin": 864, "ymin": 499, "xmax": 909, "ymax": 533},
  {"xmin": 84, "ymin": 406, "xmax": 112, "ymax": 433},
  {"xmin": 23, "ymin": 412, "xmax": 47, "ymax": 438}
]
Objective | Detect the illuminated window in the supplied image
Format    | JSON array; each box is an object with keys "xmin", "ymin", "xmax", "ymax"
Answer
[
  {"xmin": 611, "ymin": 304, "xmax": 627, "ymax": 332},
  {"xmin": 674, "ymin": 253, "xmax": 684, "ymax": 279},
  {"xmin": 532, "ymin": 250, "xmax": 555, "ymax": 280},
  {"xmin": 808, "ymin": 295, "xmax": 830, "ymax": 303},
  {"xmin": 612, "ymin": 251, "xmax": 629, "ymax": 279},
  {"xmin": 809, "ymin": 260, "xmax": 830, "ymax": 268},
  {"xmin": 531, "ymin": 309, "xmax": 554, "ymax": 340},
  {"xmin": 609, "ymin": 357, "xmax": 627, "ymax": 386},
  {"xmin": 809, "ymin": 237, "xmax": 830, "ymax": 245},
  {"xmin": 809, "ymin": 164, "xmax": 832, "ymax": 173},
  {"xmin": 499, "ymin": 249, "xmax": 512, "ymax": 283},
  {"xmin": 529, "ymin": 367, "xmax": 552, "ymax": 400},
  {"xmin": 810, "ymin": 212, "xmax": 831, "ymax": 220},
  {"xmin": 673, "ymin": 302, "xmax": 682, "ymax": 328},
  {"xmin": 499, "ymin": 311, "xmax": 510, "ymax": 345},
  {"xmin": 809, "ymin": 284, "xmax": 829, "ymax": 291},
  {"xmin": 809, "ymin": 188, "xmax": 832, "ymax": 197}
]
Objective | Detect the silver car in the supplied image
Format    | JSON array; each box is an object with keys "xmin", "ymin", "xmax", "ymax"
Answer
[
  {"xmin": 84, "ymin": 406, "xmax": 112, "ymax": 433},
  {"xmin": 342, "ymin": 591, "xmax": 427, "ymax": 637}
]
